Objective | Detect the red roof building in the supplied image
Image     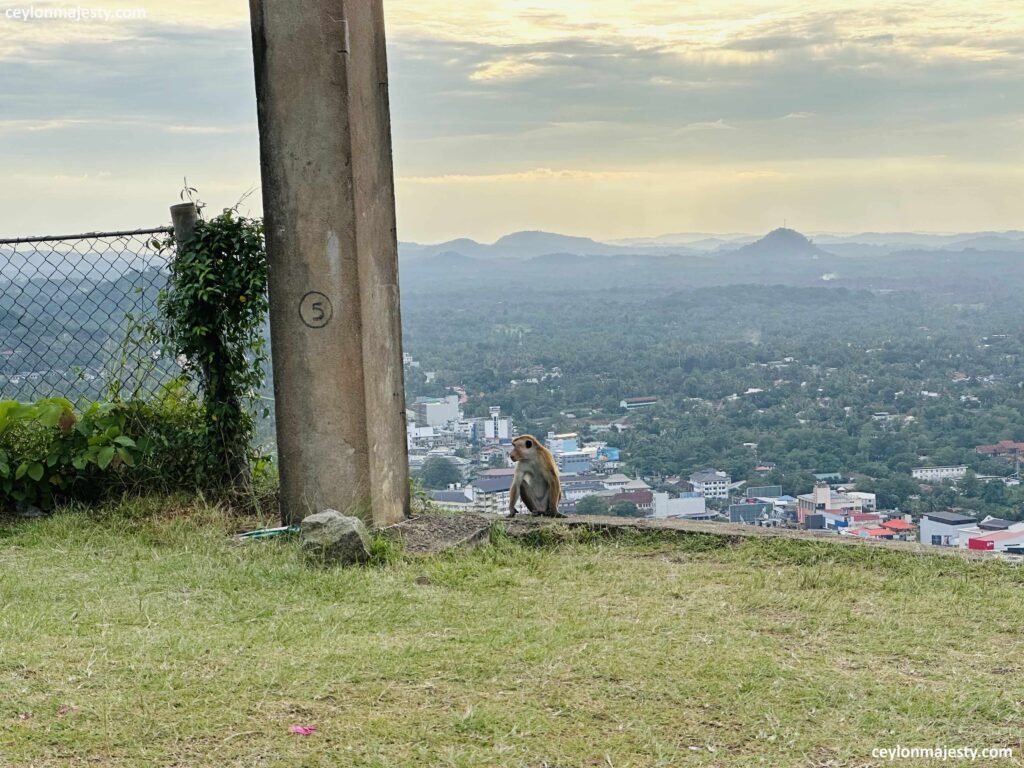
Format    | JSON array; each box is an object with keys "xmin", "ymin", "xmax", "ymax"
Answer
[
  {"xmin": 976, "ymin": 440, "xmax": 1024, "ymax": 457},
  {"xmin": 860, "ymin": 527, "xmax": 894, "ymax": 538},
  {"xmin": 882, "ymin": 519, "xmax": 914, "ymax": 532}
]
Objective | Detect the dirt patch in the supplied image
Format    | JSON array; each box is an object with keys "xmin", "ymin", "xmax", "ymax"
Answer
[{"xmin": 383, "ymin": 513, "xmax": 494, "ymax": 556}]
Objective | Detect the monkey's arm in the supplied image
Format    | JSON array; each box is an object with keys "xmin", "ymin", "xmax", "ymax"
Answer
[{"xmin": 509, "ymin": 480, "xmax": 519, "ymax": 516}]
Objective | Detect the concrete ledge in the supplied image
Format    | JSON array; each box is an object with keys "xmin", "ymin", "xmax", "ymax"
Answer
[
  {"xmin": 496, "ymin": 514, "xmax": 1016, "ymax": 562},
  {"xmin": 382, "ymin": 512, "xmax": 1022, "ymax": 564}
]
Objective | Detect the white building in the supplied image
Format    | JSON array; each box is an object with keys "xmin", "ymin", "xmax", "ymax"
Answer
[
  {"xmin": 843, "ymin": 491, "xmax": 878, "ymax": 512},
  {"xmin": 919, "ymin": 511, "xmax": 977, "ymax": 547},
  {"xmin": 963, "ymin": 525, "xmax": 1024, "ymax": 552},
  {"xmin": 911, "ymin": 466, "xmax": 969, "ymax": 482},
  {"xmin": 620, "ymin": 397, "xmax": 658, "ymax": 410},
  {"xmin": 602, "ymin": 474, "xmax": 632, "ymax": 490},
  {"xmin": 557, "ymin": 451, "xmax": 593, "ymax": 476},
  {"xmin": 413, "ymin": 395, "xmax": 460, "ymax": 428},
  {"xmin": 653, "ymin": 492, "xmax": 709, "ymax": 520},
  {"xmin": 472, "ymin": 476, "xmax": 513, "ymax": 515},
  {"xmin": 428, "ymin": 486, "xmax": 475, "ymax": 513},
  {"xmin": 689, "ymin": 470, "xmax": 732, "ymax": 499},
  {"xmin": 407, "ymin": 423, "xmax": 434, "ymax": 449},
  {"xmin": 483, "ymin": 406, "xmax": 512, "ymax": 442}
]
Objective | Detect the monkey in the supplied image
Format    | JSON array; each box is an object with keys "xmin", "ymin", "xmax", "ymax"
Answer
[{"xmin": 508, "ymin": 434, "xmax": 565, "ymax": 517}]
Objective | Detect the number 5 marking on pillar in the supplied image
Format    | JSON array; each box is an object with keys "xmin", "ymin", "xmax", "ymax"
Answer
[{"xmin": 299, "ymin": 291, "xmax": 333, "ymax": 329}]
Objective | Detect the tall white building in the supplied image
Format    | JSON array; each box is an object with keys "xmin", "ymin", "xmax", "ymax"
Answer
[{"xmin": 484, "ymin": 406, "xmax": 512, "ymax": 442}]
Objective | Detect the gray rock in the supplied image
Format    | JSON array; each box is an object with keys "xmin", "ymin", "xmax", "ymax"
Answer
[
  {"xmin": 300, "ymin": 509, "xmax": 370, "ymax": 566},
  {"xmin": 16, "ymin": 502, "xmax": 47, "ymax": 519}
]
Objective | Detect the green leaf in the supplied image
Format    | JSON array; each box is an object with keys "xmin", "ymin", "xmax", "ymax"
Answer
[
  {"xmin": 113, "ymin": 436, "xmax": 136, "ymax": 447},
  {"xmin": 97, "ymin": 446, "xmax": 116, "ymax": 470},
  {"xmin": 116, "ymin": 448, "xmax": 135, "ymax": 467},
  {"xmin": 27, "ymin": 462, "xmax": 44, "ymax": 482},
  {"xmin": 38, "ymin": 404, "xmax": 63, "ymax": 428},
  {"xmin": 15, "ymin": 463, "xmax": 28, "ymax": 480},
  {"xmin": 72, "ymin": 455, "xmax": 88, "ymax": 471}
]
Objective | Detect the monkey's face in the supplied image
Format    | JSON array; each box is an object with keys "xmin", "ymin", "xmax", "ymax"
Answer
[{"xmin": 510, "ymin": 437, "xmax": 535, "ymax": 463}]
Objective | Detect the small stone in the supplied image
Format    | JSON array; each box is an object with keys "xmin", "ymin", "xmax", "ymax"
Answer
[
  {"xmin": 300, "ymin": 509, "xmax": 371, "ymax": 566},
  {"xmin": 415, "ymin": 575, "xmax": 431, "ymax": 586},
  {"xmin": 16, "ymin": 502, "xmax": 46, "ymax": 519}
]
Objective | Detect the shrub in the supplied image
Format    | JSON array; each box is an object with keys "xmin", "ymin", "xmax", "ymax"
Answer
[
  {"xmin": 113, "ymin": 381, "xmax": 210, "ymax": 493},
  {"xmin": 0, "ymin": 398, "xmax": 145, "ymax": 510},
  {"xmin": 0, "ymin": 387, "xmax": 231, "ymax": 511}
]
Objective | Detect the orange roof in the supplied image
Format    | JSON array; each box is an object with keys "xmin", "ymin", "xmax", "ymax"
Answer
[
  {"xmin": 864, "ymin": 527, "xmax": 892, "ymax": 537},
  {"xmin": 882, "ymin": 519, "xmax": 914, "ymax": 531}
]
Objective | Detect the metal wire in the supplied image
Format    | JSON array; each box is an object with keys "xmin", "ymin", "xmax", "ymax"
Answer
[{"xmin": 0, "ymin": 227, "xmax": 178, "ymax": 402}]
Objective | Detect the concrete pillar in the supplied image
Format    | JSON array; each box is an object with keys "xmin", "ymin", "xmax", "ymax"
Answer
[
  {"xmin": 169, "ymin": 203, "xmax": 198, "ymax": 249},
  {"xmin": 249, "ymin": 0, "xmax": 409, "ymax": 527}
]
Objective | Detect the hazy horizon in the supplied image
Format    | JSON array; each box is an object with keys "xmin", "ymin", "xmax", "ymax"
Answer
[
  {"xmin": 402, "ymin": 225, "xmax": 1024, "ymax": 248},
  {"xmin": 2, "ymin": 1, "xmax": 1022, "ymax": 241}
]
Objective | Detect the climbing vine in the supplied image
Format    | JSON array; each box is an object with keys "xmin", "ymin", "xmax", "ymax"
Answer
[{"xmin": 157, "ymin": 204, "xmax": 269, "ymax": 488}]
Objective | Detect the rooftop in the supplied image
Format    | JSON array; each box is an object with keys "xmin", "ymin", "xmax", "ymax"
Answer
[
  {"xmin": 881, "ymin": 519, "xmax": 914, "ymax": 531},
  {"xmin": 690, "ymin": 470, "xmax": 729, "ymax": 483},
  {"xmin": 924, "ymin": 511, "xmax": 977, "ymax": 526},
  {"xmin": 978, "ymin": 517, "xmax": 1014, "ymax": 531},
  {"xmin": 473, "ymin": 477, "xmax": 512, "ymax": 494},
  {"xmin": 862, "ymin": 528, "xmax": 892, "ymax": 537},
  {"xmin": 610, "ymin": 490, "xmax": 654, "ymax": 505},
  {"xmin": 429, "ymin": 490, "xmax": 473, "ymax": 504},
  {"xmin": 969, "ymin": 529, "xmax": 1024, "ymax": 543}
]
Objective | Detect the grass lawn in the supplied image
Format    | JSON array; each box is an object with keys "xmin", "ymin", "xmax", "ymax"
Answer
[{"xmin": 2, "ymin": 499, "xmax": 1023, "ymax": 767}]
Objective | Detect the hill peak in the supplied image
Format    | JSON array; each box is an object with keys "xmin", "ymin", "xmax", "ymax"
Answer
[
  {"xmin": 733, "ymin": 228, "xmax": 829, "ymax": 258},
  {"xmin": 762, "ymin": 228, "xmax": 814, "ymax": 246}
]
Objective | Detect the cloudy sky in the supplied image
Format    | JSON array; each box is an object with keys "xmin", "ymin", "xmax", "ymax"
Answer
[{"xmin": 2, "ymin": 1, "xmax": 1022, "ymax": 242}]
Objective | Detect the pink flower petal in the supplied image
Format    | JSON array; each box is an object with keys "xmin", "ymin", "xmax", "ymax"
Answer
[{"xmin": 289, "ymin": 725, "xmax": 317, "ymax": 735}]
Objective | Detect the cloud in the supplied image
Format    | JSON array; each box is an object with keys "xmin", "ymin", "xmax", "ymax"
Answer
[
  {"xmin": 674, "ymin": 119, "xmax": 736, "ymax": 133},
  {"xmin": 3, "ymin": 0, "xmax": 1024, "ymax": 239},
  {"xmin": 725, "ymin": 33, "xmax": 834, "ymax": 52},
  {"xmin": 400, "ymin": 168, "xmax": 647, "ymax": 184}
]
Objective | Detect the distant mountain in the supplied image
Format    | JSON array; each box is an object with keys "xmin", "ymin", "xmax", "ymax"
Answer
[
  {"xmin": 398, "ymin": 227, "xmax": 1024, "ymax": 267},
  {"xmin": 610, "ymin": 232, "xmax": 758, "ymax": 249},
  {"xmin": 399, "ymin": 230, "xmax": 698, "ymax": 262},
  {"xmin": 812, "ymin": 230, "xmax": 1024, "ymax": 248},
  {"xmin": 729, "ymin": 228, "xmax": 831, "ymax": 259},
  {"xmin": 489, "ymin": 231, "xmax": 617, "ymax": 257},
  {"xmin": 942, "ymin": 236, "xmax": 1024, "ymax": 252}
]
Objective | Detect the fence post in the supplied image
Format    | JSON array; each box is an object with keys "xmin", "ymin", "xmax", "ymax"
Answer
[{"xmin": 169, "ymin": 203, "xmax": 199, "ymax": 250}]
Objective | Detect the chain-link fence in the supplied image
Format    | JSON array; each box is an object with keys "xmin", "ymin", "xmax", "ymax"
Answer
[{"xmin": 0, "ymin": 227, "xmax": 179, "ymax": 402}]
